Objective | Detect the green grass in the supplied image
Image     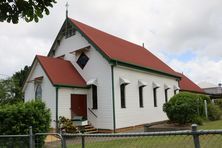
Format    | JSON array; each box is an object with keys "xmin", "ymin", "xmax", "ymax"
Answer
[
  {"xmin": 64, "ymin": 120, "xmax": 222, "ymax": 148},
  {"xmin": 199, "ymin": 119, "xmax": 222, "ymax": 130},
  {"xmin": 66, "ymin": 135, "xmax": 222, "ymax": 148},
  {"xmin": 67, "ymin": 136, "xmax": 194, "ymax": 148}
]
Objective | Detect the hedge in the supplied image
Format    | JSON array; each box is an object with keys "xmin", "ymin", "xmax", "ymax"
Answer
[
  {"xmin": 163, "ymin": 92, "xmax": 209, "ymax": 124},
  {"xmin": 0, "ymin": 100, "xmax": 51, "ymax": 147}
]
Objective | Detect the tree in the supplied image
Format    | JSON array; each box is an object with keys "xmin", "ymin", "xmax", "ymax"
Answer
[
  {"xmin": 0, "ymin": 65, "xmax": 30, "ymax": 104},
  {"xmin": 12, "ymin": 65, "xmax": 30, "ymax": 89},
  {"xmin": 0, "ymin": 0, "xmax": 57, "ymax": 24}
]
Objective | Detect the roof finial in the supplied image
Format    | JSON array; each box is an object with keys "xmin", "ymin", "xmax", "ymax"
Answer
[
  {"xmin": 65, "ymin": 2, "xmax": 69, "ymax": 18},
  {"xmin": 142, "ymin": 43, "xmax": 145, "ymax": 48}
]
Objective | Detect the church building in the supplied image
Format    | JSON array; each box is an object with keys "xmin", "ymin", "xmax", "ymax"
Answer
[{"xmin": 23, "ymin": 17, "xmax": 203, "ymax": 132}]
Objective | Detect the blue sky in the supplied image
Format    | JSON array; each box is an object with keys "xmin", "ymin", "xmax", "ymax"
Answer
[{"xmin": 162, "ymin": 50, "xmax": 197, "ymax": 63}]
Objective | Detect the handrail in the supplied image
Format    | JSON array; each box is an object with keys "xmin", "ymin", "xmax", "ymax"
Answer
[{"xmin": 88, "ymin": 108, "xmax": 97, "ymax": 118}]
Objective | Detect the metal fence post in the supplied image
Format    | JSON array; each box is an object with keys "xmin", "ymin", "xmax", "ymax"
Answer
[
  {"xmin": 81, "ymin": 135, "xmax": 85, "ymax": 148},
  {"xmin": 192, "ymin": 124, "xmax": 200, "ymax": 148},
  {"xmin": 204, "ymin": 100, "xmax": 208, "ymax": 119},
  {"xmin": 29, "ymin": 126, "xmax": 33, "ymax": 148},
  {"xmin": 60, "ymin": 129, "xmax": 66, "ymax": 148}
]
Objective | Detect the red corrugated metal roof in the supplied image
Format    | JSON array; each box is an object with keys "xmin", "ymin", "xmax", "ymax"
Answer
[
  {"xmin": 177, "ymin": 73, "xmax": 204, "ymax": 93},
  {"xmin": 69, "ymin": 18, "xmax": 179, "ymax": 77},
  {"xmin": 36, "ymin": 55, "xmax": 86, "ymax": 87}
]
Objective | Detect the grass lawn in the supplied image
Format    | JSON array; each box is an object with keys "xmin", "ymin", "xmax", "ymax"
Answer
[
  {"xmin": 65, "ymin": 120, "xmax": 222, "ymax": 148},
  {"xmin": 67, "ymin": 136, "xmax": 194, "ymax": 148},
  {"xmin": 199, "ymin": 119, "xmax": 222, "ymax": 130}
]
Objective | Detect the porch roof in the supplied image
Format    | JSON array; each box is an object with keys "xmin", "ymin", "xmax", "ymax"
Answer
[{"xmin": 36, "ymin": 55, "xmax": 87, "ymax": 88}]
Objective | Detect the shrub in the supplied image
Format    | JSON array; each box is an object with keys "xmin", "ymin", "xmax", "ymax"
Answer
[
  {"xmin": 207, "ymin": 104, "xmax": 222, "ymax": 121},
  {"xmin": 214, "ymin": 99, "xmax": 222, "ymax": 110},
  {"xmin": 163, "ymin": 92, "xmax": 209, "ymax": 124},
  {"xmin": 191, "ymin": 116, "xmax": 203, "ymax": 125},
  {"xmin": 0, "ymin": 100, "xmax": 51, "ymax": 147},
  {"xmin": 197, "ymin": 94, "xmax": 211, "ymax": 104},
  {"xmin": 59, "ymin": 116, "xmax": 76, "ymax": 133}
]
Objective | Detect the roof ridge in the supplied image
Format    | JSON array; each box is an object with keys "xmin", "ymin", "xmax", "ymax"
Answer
[{"xmin": 37, "ymin": 55, "xmax": 71, "ymax": 62}]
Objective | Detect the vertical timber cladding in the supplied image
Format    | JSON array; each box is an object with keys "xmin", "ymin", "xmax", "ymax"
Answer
[{"xmin": 71, "ymin": 94, "xmax": 87, "ymax": 119}]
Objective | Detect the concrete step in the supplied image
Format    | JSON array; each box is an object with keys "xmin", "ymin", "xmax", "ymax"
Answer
[{"xmin": 76, "ymin": 123, "xmax": 98, "ymax": 134}]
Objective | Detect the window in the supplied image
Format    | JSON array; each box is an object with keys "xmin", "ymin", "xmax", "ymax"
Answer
[
  {"xmin": 152, "ymin": 82, "xmax": 160, "ymax": 107},
  {"xmin": 174, "ymin": 90, "xmax": 178, "ymax": 95},
  {"xmin": 92, "ymin": 85, "xmax": 98, "ymax": 109},
  {"xmin": 153, "ymin": 88, "xmax": 158, "ymax": 107},
  {"xmin": 120, "ymin": 84, "xmax": 126, "ymax": 108},
  {"xmin": 76, "ymin": 52, "xmax": 89, "ymax": 69},
  {"xmin": 139, "ymin": 86, "xmax": 144, "ymax": 108},
  {"xmin": 173, "ymin": 86, "xmax": 179, "ymax": 95},
  {"xmin": 165, "ymin": 88, "xmax": 169, "ymax": 103},
  {"xmin": 35, "ymin": 84, "xmax": 42, "ymax": 99}
]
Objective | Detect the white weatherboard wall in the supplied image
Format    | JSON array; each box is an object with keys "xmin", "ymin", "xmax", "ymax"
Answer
[
  {"xmin": 58, "ymin": 88, "xmax": 88, "ymax": 119},
  {"xmin": 57, "ymin": 87, "xmax": 101, "ymax": 128},
  {"xmin": 114, "ymin": 66, "xmax": 179, "ymax": 129},
  {"xmin": 24, "ymin": 61, "xmax": 56, "ymax": 128},
  {"xmin": 53, "ymin": 32, "xmax": 113, "ymax": 130}
]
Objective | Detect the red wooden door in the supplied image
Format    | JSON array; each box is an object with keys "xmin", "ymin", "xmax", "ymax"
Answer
[{"xmin": 71, "ymin": 94, "xmax": 87, "ymax": 118}]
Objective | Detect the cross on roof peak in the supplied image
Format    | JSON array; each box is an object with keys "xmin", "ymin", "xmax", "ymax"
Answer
[{"xmin": 65, "ymin": 2, "xmax": 69, "ymax": 18}]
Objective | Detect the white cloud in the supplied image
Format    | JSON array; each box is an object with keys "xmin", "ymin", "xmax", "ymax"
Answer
[
  {"xmin": 169, "ymin": 57, "xmax": 222, "ymax": 84},
  {"xmin": 0, "ymin": 0, "xmax": 221, "ymax": 84}
]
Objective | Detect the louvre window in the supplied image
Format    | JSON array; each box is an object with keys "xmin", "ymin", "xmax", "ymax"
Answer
[
  {"xmin": 76, "ymin": 52, "xmax": 89, "ymax": 69},
  {"xmin": 62, "ymin": 21, "xmax": 76, "ymax": 38}
]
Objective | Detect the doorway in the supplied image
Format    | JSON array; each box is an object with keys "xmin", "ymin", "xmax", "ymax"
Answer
[{"xmin": 71, "ymin": 94, "xmax": 87, "ymax": 119}]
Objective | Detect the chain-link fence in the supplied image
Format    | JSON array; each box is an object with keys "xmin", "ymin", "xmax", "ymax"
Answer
[
  {"xmin": 0, "ymin": 135, "xmax": 30, "ymax": 147},
  {"xmin": 35, "ymin": 133, "xmax": 64, "ymax": 148},
  {"xmin": 62, "ymin": 125, "xmax": 222, "ymax": 148},
  {"xmin": 1, "ymin": 125, "xmax": 222, "ymax": 148}
]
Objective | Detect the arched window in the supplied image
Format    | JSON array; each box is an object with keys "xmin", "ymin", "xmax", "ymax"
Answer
[{"xmin": 35, "ymin": 84, "xmax": 42, "ymax": 99}]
